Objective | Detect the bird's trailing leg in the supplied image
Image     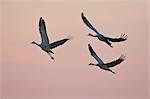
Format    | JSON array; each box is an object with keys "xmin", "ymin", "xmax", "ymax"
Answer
[
  {"xmin": 49, "ymin": 50, "xmax": 54, "ymax": 54},
  {"xmin": 105, "ymin": 39, "xmax": 113, "ymax": 48},
  {"xmin": 110, "ymin": 70, "xmax": 115, "ymax": 74},
  {"xmin": 106, "ymin": 68, "xmax": 115, "ymax": 74},
  {"xmin": 48, "ymin": 52, "xmax": 54, "ymax": 60}
]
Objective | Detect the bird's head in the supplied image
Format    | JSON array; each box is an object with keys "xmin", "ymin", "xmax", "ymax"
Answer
[
  {"xmin": 88, "ymin": 33, "xmax": 91, "ymax": 36},
  {"xmin": 31, "ymin": 41, "xmax": 36, "ymax": 44}
]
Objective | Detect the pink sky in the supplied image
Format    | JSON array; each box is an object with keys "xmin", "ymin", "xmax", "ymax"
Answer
[{"xmin": 1, "ymin": 0, "xmax": 150, "ymax": 99}]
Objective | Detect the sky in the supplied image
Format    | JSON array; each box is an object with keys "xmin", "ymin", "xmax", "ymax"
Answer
[{"xmin": 1, "ymin": 0, "xmax": 150, "ymax": 99}]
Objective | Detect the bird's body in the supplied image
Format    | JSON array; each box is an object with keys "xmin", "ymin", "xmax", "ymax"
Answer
[
  {"xmin": 32, "ymin": 17, "xmax": 70, "ymax": 59},
  {"xmin": 40, "ymin": 44, "xmax": 54, "ymax": 54},
  {"xmin": 81, "ymin": 13, "xmax": 127, "ymax": 48},
  {"xmin": 88, "ymin": 44, "xmax": 125, "ymax": 74}
]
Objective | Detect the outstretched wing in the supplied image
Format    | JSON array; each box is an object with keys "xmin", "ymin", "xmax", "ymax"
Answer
[
  {"xmin": 88, "ymin": 44, "xmax": 104, "ymax": 65},
  {"xmin": 106, "ymin": 34, "xmax": 128, "ymax": 42},
  {"xmin": 39, "ymin": 17, "xmax": 49, "ymax": 44},
  {"xmin": 47, "ymin": 37, "xmax": 71, "ymax": 49},
  {"xmin": 104, "ymin": 54, "xmax": 125, "ymax": 68},
  {"xmin": 81, "ymin": 13, "xmax": 100, "ymax": 35}
]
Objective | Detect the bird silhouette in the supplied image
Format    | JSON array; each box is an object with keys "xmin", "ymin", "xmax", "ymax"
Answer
[
  {"xmin": 88, "ymin": 44, "xmax": 125, "ymax": 74},
  {"xmin": 81, "ymin": 13, "xmax": 127, "ymax": 48},
  {"xmin": 32, "ymin": 17, "xmax": 71, "ymax": 59}
]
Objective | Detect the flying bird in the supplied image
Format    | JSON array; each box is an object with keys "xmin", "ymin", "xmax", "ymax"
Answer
[
  {"xmin": 31, "ymin": 17, "xmax": 71, "ymax": 59},
  {"xmin": 88, "ymin": 44, "xmax": 125, "ymax": 74},
  {"xmin": 81, "ymin": 13, "xmax": 127, "ymax": 48}
]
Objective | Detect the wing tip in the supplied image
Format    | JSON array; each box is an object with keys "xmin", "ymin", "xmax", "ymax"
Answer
[
  {"xmin": 66, "ymin": 35, "xmax": 72, "ymax": 40},
  {"xmin": 88, "ymin": 44, "xmax": 93, "ymax": 52},
  {"xmin": 39, "ymin": 17, "xmax": 45, "ymax": 25},
  {"xmin": 120, "ymin": 54, "xmax": 126, "ymax": 60},
  {"xmin": 88, "ymin": 43, "xmax": 91, "ymax": 48},
  {"xmin": 81, "ymin": 12, "xmax": 85, "ymax": 18},
  {"xmin": 40, "ymin": 17, "xmax": 43, "ymax": 22},
  {"xmin": 120, "ymin": 33, "xmax": 128, "ymax": 40},
  {"xmin": 81, "ymin": 12, "xmax": 84, "ymax": 16}
]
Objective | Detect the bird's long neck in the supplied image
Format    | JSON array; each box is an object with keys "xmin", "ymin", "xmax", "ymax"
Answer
[
  {"xmin": 32, "ymin": 41, "xmax": 40, "ymax": 47},
  {"xmin": 89, "ymin": 63, "xmax": 99, "ymax": 66},
  {"xmin": 88, "ymin": 33, "xmax": 97, "ymax": 37}
]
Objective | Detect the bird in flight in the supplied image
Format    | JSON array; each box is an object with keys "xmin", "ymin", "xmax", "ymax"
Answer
[
  {"xmin": 81, "ymin": 13, "xmax": 127, "ymax": 48},
  {"xmin": 31, "ymin": 17, "xmax": 71, "ymax": 59},
  {"xmin": 88, "ymin": 44, "xmax": 125, "ymax": 74}
]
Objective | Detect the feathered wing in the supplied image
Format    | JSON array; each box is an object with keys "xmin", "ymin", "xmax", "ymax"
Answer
[
  {"xmin": 47, "ymin": 37, "xmax": 71, "ymax": 49},
  {"xmin": 39, "ymin": 17, "xmax": 49, "ymax": 44},
  {"xmin": 81, "ymin": 13, "xmax": 100, "ymax": 35},
  {"xmin": 105, "ymin": 34, "xmax": 128, "ymax": 42},
  {"xmin": 104, "ymin": 54, "xmax": 125, "ymax": 68},
  {"xmin": 88, "ymin": 44, "xmax": 104, "ymax": 65}
]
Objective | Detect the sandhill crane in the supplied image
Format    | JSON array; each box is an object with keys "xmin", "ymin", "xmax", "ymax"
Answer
[
  {"xmin": 88, "ymin": 44, "xmax": 125, "ymax": 74},
  {"xmin": 81, "ymin": 13, "xmax": 127, "ymax": 48},
  {"xmin": 31, "ymin": 17, "xmax": 71, "ymax": 59}
]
